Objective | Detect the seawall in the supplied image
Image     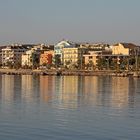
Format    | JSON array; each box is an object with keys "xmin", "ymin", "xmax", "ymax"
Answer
[{"xmin": 0, "ymin": 68, "xmax": 139, "ymax": 77}]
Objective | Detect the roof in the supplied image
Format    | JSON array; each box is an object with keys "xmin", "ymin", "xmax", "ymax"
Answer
[
  {"xmin": 0, "ymin": 46, "xmax": 7, "ymax": 50},
  {"xmin": 63, "ymin": 44, "xmax": 78, "ymax": 48},
  {"xmin": 114, "ymin": 43, "xmax": 138, "ymax": 49}
]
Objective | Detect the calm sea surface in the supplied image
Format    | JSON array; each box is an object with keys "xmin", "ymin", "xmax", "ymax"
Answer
[{"xmin": 0, "ymin": 75, "xmax": 140, "ymax": 140}]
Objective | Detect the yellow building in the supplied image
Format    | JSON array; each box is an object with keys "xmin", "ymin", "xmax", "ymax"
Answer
[
  {"xmin": 111, "ymin": 43, "xmax": 137, "ymax": 55},
  {"xmin": 54, "ymin": 40, "xmax": 72, "ymax": 63},
  {"xmin": 83, "ymin": 51, "xmax": 99, "ymax": 66},
  {"xmin": 63, "ymin": 46, "xmax": 82, "ymax": 66}
]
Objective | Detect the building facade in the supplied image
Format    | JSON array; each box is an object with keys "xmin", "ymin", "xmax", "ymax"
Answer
[
  {"xmin": 83, "ymin": 52, "xmax": 98, "ymax": 66},
  {"xmin": 111, "ymin": 43, "xmax": 138, "ymax": 55},
  {"xmin": 2, "ymin": 44, "xmax": 29, "ymax": 67},
  {"xmin": 63, "ymin": 46, "xmax": 83, "ymax": 68},
  {"xmin": 22, "ymin": 48, "xmax": 41, "ymax": 67},
  {"xmin": 40, "ymin": 51, "xmax": 54, "ymax": 66},
  {"xmin": 54, "ymin": 40, "xmax": 72, "ymax": 64},
  {"xmin": 0, "ymin": 46, "xmax": 6, "ymax": 66}
]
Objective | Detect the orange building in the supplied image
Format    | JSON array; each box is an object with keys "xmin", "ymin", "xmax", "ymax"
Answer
[{"xmin": 40, "ymin": 51, "xmax": 54, "ymax": 65}]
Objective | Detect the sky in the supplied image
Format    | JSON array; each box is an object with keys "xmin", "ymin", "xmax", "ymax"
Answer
[{"xmin": 0, "ymin": 0, "xmax": 140, "ymax": 45}]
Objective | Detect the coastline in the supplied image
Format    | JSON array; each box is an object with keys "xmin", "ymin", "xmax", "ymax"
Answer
[{"xmin": 0, "ymin": 68, "xmax": 139, "ymax": 77}]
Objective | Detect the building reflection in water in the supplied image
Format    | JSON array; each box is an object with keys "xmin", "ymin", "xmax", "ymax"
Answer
[
  {"xmin": 84, "ymin": 76, "xmax": 134, "ymax": 109},
  {"xmin": 21, "ymin": 75, "xmax": 40, "ymax": 104},
  {"xmin": 39, "ymin": 76, "xmax": 55, "ymax": 102},
  {"xmin": 55, "ymin": 76, "xmax": 79, "ymax": 109},
  {"xmin": 21, "ymin": 75, "xmax": 34, "ymax": 103},
  {"xmin": 54, "ymin": 76, "xmax": 139, "ymax": 110},
  {"xmin": 80, "ymin": 76, "xmax": 99, "ymax": 104},
  {"xmin": 111, "ymin": 77, "xmax": 129, "ymax": 108},
  {"xmin": 53, "ymin": 76, "xmax": 113, "ymax": 109},
  {"xmin": 0, "ymin": 75, "xmax": 2, "ymax": 100},
  {"xmin": 1, "ymin": 75, "xmax": 15, "ymax": 103},
  {"xmin": 128, "ymin": 78, "xmax": 138, "ymax": 109},
  {"xmin": 81, "ymin": 76, "xmax": 137, "ymax": 109},
  {"xmin": 0, "ymin": 75, "xmax": 139, "ymax": 110}
]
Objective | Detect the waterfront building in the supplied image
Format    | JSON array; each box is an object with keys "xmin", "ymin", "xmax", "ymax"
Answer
[
  {"xmin": 83, "ymin": 45, "xmax": 112, "ymax": 70},
  {"xmin": 54, "ymin": 40, "xmax": 72, "ymax": 64},
  {"xmin": 83, "ymin": 51, "xmax": 99, "ymax": 67},
  {"xmin": 2, "ymin": 44, "xmax": 31, "ymax": 68},
  {"xmin": 21, "ymin": 44, "xmax": 51, "ymax": 68},
  {"xmin": 32, "ymin": 44, "xmax": 54, "ymax": 51},
  {"xmin": 22, "ymin": 50, "xmax": 33, "ymax": 67},
  {"xmin": 110, "ymin": 43, "xmax": 138, "ymax": 55},
  {"xmin": 22, "ymin": 48, "xmax": 40, "ymax": 67},
  {"xmin": 80, "ymin": 43, "xmax": 110, "ymax": 51},
  {"xmin": 0, "ymin": 49, "xmax": 2, "ymax": 66},
  {"xmin": 0, "ymin": 46, "xmax": 6, "ymax": 66},
  {"xmin": 40, "ymin": 50, "xmax": 54, "ymax": 66},
  {"xmin": 63, "ymin": 45, "xmax": 83, "ymax": 69}
]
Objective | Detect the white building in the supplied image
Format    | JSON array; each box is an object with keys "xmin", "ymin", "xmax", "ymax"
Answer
[
  {"xmin": 21, "ymin": 45, "xmax": 47, "ymax": 67},
  {"xmin": 2, "ymin": 44, "xmax": 30, "ymax": 67},
  {"xmin": 54, "ymin": 40, "xmax": 73, "ymax": 64}
]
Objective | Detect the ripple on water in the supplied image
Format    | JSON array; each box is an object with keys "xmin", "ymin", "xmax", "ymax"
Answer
[{"xmin": 0, "ymin": 76, "xmax": 140, "ymax": 140}]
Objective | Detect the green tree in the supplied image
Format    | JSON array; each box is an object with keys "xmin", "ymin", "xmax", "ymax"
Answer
[
  {"xmin": 14, "ymin": 62, "xmax": 21, "ymax": 69},
  {"xmin": 86, "ymin": 60, "xmax": 94, "ymax": 70},
  {"xmin": 30, "ymin": 53, "xmax": 40, "ymax": 69},
  {"xmin": 97, "ymin": 57, "xmax": 107, "ymax": 70},
  {"xmin": 6, "ymin": 61, "xmax": 14, "ymax": 68},
  {"xmin": 119, "ymin": 57, "xmax": 128, "ymax": 70},
  {"xmin": 65, "ymin": 60, "xmax": 71, "ymax": 69},
  {"xmin": 54, "ymin": 54, "xmax": 61, "ymax": 68}
]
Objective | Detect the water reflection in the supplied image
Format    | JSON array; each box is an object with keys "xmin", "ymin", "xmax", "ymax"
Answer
[
  {"xmin": 1, "ymin": 75, "xmax": 15, "ymax": 103},
  {"xmin": 0, "ymin": 75, "xmax": 140, "ymax": 140},
  {"xmin": 0, "ymin": 75, "xmax": 140, "ymax": 110},
  {"xmin": 55, "ymin": 76, "xmax": 79, "ymax": 109},
  {"xmin": 111, "ymin": 77, "xmax": 129, "ymax": 108},
  {"xmin": 21, "ymin": 75, "xmax": 34, "ymax": 102},
  {"xmin": 39, "ymin": 76, "xmax": 55, "ymax": 102}
]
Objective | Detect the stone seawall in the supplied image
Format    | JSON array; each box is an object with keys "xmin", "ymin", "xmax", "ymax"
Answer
[{"xmin": 0, "ymin": 68, "xmax": 139, "ymax": 77}]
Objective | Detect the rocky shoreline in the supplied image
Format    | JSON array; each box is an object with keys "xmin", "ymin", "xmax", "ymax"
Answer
[{"xmin": 0, "ymin": 68, "xmax": 140, "ymax": 77}]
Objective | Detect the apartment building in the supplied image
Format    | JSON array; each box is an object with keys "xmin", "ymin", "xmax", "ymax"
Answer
[
  {"xmin": 110, "ymin": 43, "xmax": 138, "ymax": 55},
  {"xmin": 54, "ymin": 40, "xmax": 72, "ymax": 64},
  {"xmin": 2, "ymin": 44, "xmax": 30, "ymax": 67},
  {"xmin": 40, "ymin": 50, "xmax": 54, "ymax": 66},
  {"xmin": 63, "ymin": 45, "xmax": 83, "ymax": 68}
]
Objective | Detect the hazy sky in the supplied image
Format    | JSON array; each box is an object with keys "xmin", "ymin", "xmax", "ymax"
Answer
[{"xmin": 0, "ymin": 0, "xmax": 140, "ymax": 45}]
